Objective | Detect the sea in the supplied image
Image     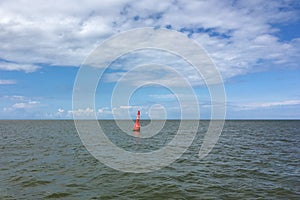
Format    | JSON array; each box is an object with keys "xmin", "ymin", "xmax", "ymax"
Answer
[{"xmin": 1, "ymin": 120, "xmax": 299, "ymax": 199}]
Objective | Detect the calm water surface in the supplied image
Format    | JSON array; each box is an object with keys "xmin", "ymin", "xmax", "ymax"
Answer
[{"xmin": 1, "ymin": 120, "xmax": 299, "ymax": 199}]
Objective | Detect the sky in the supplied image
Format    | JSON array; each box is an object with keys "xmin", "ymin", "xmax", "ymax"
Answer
[{"xmin": 0, "ymin": 0, "xmax": 299, "ymax": 119}]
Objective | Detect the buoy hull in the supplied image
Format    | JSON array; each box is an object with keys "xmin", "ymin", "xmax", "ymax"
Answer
[
  {"xmin": 133, "ymin": 110, "xmax": 140, "ymax": 131},
  {"xmin": 133, "ymin": 126, "xmax": 140, "ymax": 131}
]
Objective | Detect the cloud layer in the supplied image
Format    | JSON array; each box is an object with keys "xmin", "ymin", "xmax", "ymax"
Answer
[{"xmin": 0, "ymin": 0, "xmax": 299, "ymax": 77}]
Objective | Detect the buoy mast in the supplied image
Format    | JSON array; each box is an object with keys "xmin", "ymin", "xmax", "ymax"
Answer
[{"xmin": 133, "ymin": 110, "xmax": 140, "ymax": 131}]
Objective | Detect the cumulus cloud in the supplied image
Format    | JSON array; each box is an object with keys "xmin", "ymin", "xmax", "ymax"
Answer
[
  {"xmin": 54, "ymin": 108, "xmax": 65, "ymax": 118},
  {"xmin": 0, "ymin": 0, "xmax": 298, "ymax": 79},
  {"xmin": 97, "ymin": 107, "xmax": 110, "ymax": 114},
  {"xmin": 3, "ymin": 100, "xmax": 40, "ymax": 112},
  {"xmin": 0, "ymin": 62, "xmax": 40, "ymax": 73},
  {"xmin": 68, "ymin": 107, "xmax": 95, "ymax": 118},
  {"xmin": 2, "ymin": 95, "xmax": 42, "ymax": 113},
  {"xmin": 57, "ymin": 108, "xmax": 64, "ymax": 113}
]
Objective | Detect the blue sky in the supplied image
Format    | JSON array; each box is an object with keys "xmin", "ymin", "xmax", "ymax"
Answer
[{"xmin": 0, "ymin": 0, "xmax": 299, "ymax": 119}]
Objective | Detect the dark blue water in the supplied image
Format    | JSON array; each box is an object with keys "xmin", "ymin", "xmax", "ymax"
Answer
[{"xmin": 1, "ymin": 120, "xmax": 299, "ymax": 199}]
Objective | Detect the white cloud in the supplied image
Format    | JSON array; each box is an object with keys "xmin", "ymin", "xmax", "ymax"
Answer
[
  {"xmin": 0, "ymin": 0, "xmax": 298, "ymax": 79},
  {"xmin": 68, "ymin": 107, "xmax": 95, "ymax": 118},
  {"xmin": 235, "ymin": 100, "xmax": 300, "ymax": 111},
  {"xmin": 57, "ymin": 108, "xmax": 64, "ymax": 113},
  {"xmin": 103, "ymin": 59, "xmax": 207, "ymax": 87},
  {"xmin": 0, "ymin": 62, "xmax": 40, "ymax": 73},
  {"xmin": 119, "ymin": 105, "xmax": 139, "ymax": 109},
  {"xmin": 149, "ymin": 94, "xmax": 177, "ymax": 99},
  {"xmin": 3, "ymin": 95, "xmax": 25, "ymax": 100},
  {"xmin": 0, "ymin": 79, "xmax": 16, "ymax": 84},
  {"xmin": 12, "ymin": 101, "xmax": 40, "ymax": 109},
  {"xmin": 2, "ymin": 95, "xmax": 43, "ymax": 114},
  {"xmin": 98, "ymin": 108, "xmax": 104, "ymax": 113},
  {"xmin": 54, "ymin": 108, "xmax": 65, "ymax": 118},
  {"xmin": 4, "ymin": 100, "xmax": 40, "ymax": 112},
  {"xmin": 0, "ymin": 0, "xmax": 128, "ymax": 67}
]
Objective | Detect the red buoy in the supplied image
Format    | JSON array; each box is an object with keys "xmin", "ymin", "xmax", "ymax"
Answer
[{"xmin": 133, "ymin": 110, "xmax": 140, "ymax": 131}]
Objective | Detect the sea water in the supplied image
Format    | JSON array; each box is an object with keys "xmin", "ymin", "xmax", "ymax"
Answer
[{"xmin": 1, "ymin": 120, "xmax": 299, "ymax": 199}]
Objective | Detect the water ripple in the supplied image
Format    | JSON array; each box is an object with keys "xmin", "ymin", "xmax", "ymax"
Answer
[{"xmin": 0, "ymin": 120, "xmax": 299, "ymax": 199}]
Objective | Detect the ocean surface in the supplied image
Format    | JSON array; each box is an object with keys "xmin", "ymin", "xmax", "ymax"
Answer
[{"xmin": 1, "ymin": 120, "xmax": 299, "ymax": 199}]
